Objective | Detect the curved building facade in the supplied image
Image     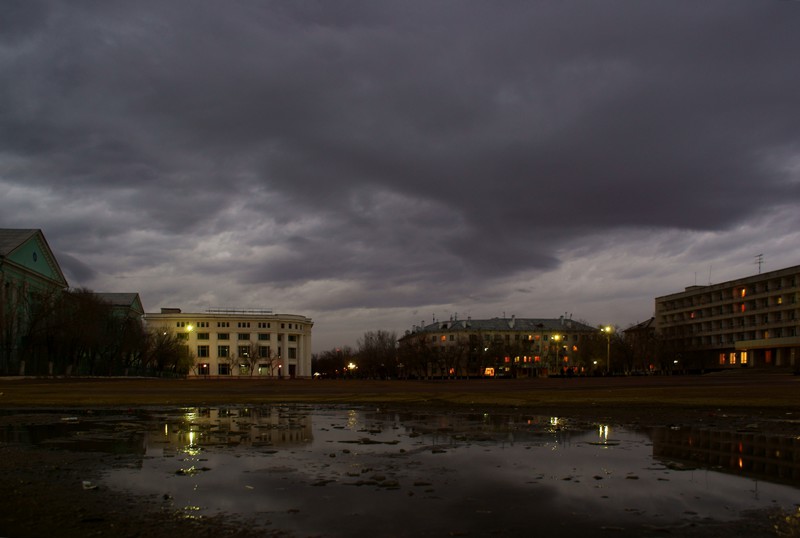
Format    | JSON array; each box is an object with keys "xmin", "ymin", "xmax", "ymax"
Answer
[{"xmin": 144, "ymin": 308, "xmax": 313, "ymax": 378}]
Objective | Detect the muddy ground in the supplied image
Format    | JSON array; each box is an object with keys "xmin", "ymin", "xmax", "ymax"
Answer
[{"xmin": 1, "ymin": 370, "xmax": 799, "ymax": 537}]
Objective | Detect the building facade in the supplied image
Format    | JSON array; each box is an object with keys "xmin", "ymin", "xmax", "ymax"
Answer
[
  {"xmin": 0, "ymin": 229, "xmax": 69, "ymax": 375},
  {"xmin": 144, "ymin": 308, "xmax": 313, "ymax": 378},
  {"xmin": 399, "ymin": 315, "xmax": 600, "ymax": 378},
  {"xmin": 654, "ymin": 265, "xmax": 800, "ymax": 369}
]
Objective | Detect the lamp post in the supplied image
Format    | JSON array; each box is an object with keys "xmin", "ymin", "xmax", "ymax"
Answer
[
  {"xmin": 603, "ymin": 326, "xmax": 612, "ymax": 374},
  {"xmin": 552, "ymin": 334, "xmax": 561, "ymax": 375}
]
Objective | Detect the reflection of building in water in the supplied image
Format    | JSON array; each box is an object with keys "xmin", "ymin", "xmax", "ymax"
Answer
[
  {"xmin": 153, "ymin": 407, "xmax": 313, "ymax": 449},
  {"xmin": 652, "ymin": 426, "xmax": 800, "ymax": 486},
  {"xmin": 367, "ymin": 409, "xmax": 591, "ymax": 445}
]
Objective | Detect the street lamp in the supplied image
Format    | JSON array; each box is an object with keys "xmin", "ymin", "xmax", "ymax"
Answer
[
  {"xmin": 552, "ymin": 334, "xmax": 561, "ymax": 375},
  {"xmin": 603, "ymin": 326, "xmax": 613, "ymax": 374}
]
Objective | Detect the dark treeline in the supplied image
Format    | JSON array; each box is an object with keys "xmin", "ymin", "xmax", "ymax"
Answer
[
  {"xmin": 312, "ymin": 330, "xmax": 398, "ymax": 379},
  {"xmin": 313, "ymin": 327, "xmax": 682, "ymax": 379},
  {"xmin": 0, "ymin": 288, "xmax": 192, "ymax": 377}
]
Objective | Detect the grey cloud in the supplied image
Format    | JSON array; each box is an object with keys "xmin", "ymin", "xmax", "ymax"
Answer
[{"xmin": 1, "ymin": 1, "xmax": 799, "ymax": 348}]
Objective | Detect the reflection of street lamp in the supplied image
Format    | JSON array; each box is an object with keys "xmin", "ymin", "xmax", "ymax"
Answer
[{"xmin": 603, "ymin": 326, "xmax": 613, "ymax": 374}]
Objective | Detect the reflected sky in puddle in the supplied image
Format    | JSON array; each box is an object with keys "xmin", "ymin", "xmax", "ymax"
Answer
[{"xmin": 5, "ymin": 406, "xmax": 800, "ymax": 536}]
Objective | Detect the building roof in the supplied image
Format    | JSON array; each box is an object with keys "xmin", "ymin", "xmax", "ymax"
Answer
[
  {"xmin": 0, "ymin": 229, "xmax": 39, "ymax": 256},
  {"xmin": 624, "ymin": 317, "xmax": 655, "ymax": 333},
  {"xmin": 411, "ymin": 316, "xmax": 598, "ymax": 334},
  {"xmin": 0, "ymin": 228, "xmax": 68, "ymax": 287},
  {"xmin": 94, "ymin": 293, "xmax": 145, "ymax": 315}
]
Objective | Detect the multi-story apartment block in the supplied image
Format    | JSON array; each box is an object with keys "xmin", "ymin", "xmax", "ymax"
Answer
[
  {"xmin": 399, "ymin": 315, "xmax": 599, "ymax": 377},
  {"xmin": 655, "ymin": 264, "xmax": 800, "ymax": 369},
  {"xmin": 144, "ymin": 308, "xmax": 313, "ymax": 378}
]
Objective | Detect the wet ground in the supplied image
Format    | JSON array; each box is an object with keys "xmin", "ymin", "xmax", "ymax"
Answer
[{"xmin": 2, "ymin": 404, "xmax": 799, "ymax": 537}]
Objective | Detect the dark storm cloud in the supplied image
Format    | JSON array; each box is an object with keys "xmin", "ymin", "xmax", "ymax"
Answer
[{"xmin": 1, "ymin": 0, "xmax": 799, "ymax": 345}]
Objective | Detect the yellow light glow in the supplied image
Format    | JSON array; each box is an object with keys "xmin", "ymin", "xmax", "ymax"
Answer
[{"xmin": 186, "ymin": 324, "xmax": 194, "ymax": 332}]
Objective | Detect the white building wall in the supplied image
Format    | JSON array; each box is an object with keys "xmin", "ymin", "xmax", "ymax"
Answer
[{"xmin": 144, "ymin": 310, "xmax": 313, "ymax": 378}]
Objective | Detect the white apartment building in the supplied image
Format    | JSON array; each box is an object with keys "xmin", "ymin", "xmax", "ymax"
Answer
[
  {"xmin": 144, "ymin": 308, "xmax": 313, "ymax": 378},
  {"xmin": 655, "ymin": 264, "xmax": 800, "ymax": 369}
]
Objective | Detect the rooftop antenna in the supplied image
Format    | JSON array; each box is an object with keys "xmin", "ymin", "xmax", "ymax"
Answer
[{"xmin": 755, "ymin": 254, "xmax": 764, "ymax": 274}]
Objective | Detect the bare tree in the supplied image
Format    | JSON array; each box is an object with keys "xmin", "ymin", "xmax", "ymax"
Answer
[{"xmin": 357, "ymin": 330, "xmax": 397, "ymax": 378}]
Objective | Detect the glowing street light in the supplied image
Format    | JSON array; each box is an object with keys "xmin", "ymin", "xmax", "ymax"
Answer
[{"xmin": 552, "ymin": 334, "xmax": 561, "ymax": 374}]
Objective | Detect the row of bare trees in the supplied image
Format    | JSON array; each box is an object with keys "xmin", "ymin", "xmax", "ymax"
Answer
[
  {"xmin": 0, "ymin": 288, "xmax": 192, "ymax": 377},
  {"xmin": 312, "ymin": 330, "xmax": 398, "ymax": 378},
  {"xmin": 312, "ymin": 326, "xmax": 691, "ymax": 379}
]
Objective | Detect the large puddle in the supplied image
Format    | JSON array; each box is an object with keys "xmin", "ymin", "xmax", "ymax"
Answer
[{"xmin": 3, "ymin": 405, "xmax": 800, "ymax": 536}]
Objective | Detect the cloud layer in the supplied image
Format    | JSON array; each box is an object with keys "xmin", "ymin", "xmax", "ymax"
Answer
[{"xmin": 2, "ymin": 1, "xmax": 799, "ymax": 350}]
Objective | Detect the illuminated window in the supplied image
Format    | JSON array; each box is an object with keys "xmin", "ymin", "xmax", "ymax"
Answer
[
  {"xmin": 740, "ymin": 288, "xmax": 747, "ymax": 298},
  {"xmin": 729, "ymin": 352, "xmax": 736, "ymax": 365},
  {"xmin": 534, "ymin": 356, "xmax": 541, "ymax": 362},
  {"xmin": 572, "ymin": 345, "xmax": 578, "ymax": 352},
  {"xmin": 719, "ymin": 353, "xmax": 726, "ymax": 365},
  {"xmin": 504, "ymin": 356, "xmax": 510, "ymax": 363},
  {"xmin": 777, "ymin": 297, "xmax": 783, "ymax": 305},
  {"xmin": 440, "ymin": 335, "xmax": 446, "ymax": 342},
  {"xmin": 740, "ymin": 351, "xmax": 748, "ymax": 364},
  {"xmin": 740, "ymin": 304, "xmax": 746, "ymax": 313},
  {"xmin": 238, "ymin": 346, "xmax": 250, "ymax": 358},
  {"xmin": 484, "ymin": 368, "xmax": 495, "ymax": 377}
]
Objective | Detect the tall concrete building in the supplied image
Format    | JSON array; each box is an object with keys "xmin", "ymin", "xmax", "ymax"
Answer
[
  {"xmin": 144, "ymin": 308, "xmax": 313, "ymax": 378},
  {"xmin": 654, "ymin": 264, "xmax": 800, "ymax": 369}
]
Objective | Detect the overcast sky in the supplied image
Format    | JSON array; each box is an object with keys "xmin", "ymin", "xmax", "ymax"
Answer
[{"xmin": 2, "ymin": 1, "xmax": 799, "ymax": 352}]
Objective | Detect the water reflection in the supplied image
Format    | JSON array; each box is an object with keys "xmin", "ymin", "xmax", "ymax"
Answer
[
  {"xmin": 653, "ymin": 425, "xmax": 800, "ymax": 485},
  {"xmin": 3, "ymin": 406, "xmax": 800, "ymax": 537},
  {"xmin": 155, "ymin": 406, "xmax": 313, "ymax": 451}
]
